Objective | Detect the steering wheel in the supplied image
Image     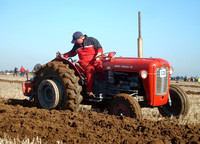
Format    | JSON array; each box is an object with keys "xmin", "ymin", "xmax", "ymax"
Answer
[
  {"xmin": 67, "ymin": 57, "xmax": 73, "ymax": 61},
  {"xmin": 96, "ymin": 52, "xmax": 116, "ymax": 59},
  {"xmin": 67, "ymin": 57, "xmax": 77, "ymax": 63}
]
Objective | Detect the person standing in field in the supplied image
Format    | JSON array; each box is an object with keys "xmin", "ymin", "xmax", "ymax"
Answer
[
  {"xmin": 13, "ymin": 67, "xmax": 18, "ymax": 76},
  {"xmin": 26, "ymin": 69, "xmax": 29, "ymax": 80},
  {"xmin": 20, "ymin": 66, "xmax": 25, "ymax": 76}
]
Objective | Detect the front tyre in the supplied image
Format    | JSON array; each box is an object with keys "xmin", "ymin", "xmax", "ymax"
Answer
[
  {"xmin": 158, "ymin": 84, "xmax": 189, "ymax": 117},
  {"xmin": 109, "ymin": 93, "xmax": 142, "ymax": 119}
]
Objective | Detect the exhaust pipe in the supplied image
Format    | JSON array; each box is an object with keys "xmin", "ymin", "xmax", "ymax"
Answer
[{"xmin": 137, "ymin": 11, "xmax": 143, "ymax": 58}]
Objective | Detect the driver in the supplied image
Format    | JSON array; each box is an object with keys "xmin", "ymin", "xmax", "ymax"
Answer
[{"xmin": 62, "ymin": 31, "xmax": 103, "ymax": 98}]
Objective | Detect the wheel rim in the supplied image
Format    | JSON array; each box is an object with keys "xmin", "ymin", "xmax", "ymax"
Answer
[
  {"xmin": 38, "ymin": 79, "xmax": 62, "ymax": 109},
  {"xmin": 114, "ymin": 103, "xmax": 131, "ymax": 117},
  {"xmin": 43, "ymin": 86, "xmax": 54, "ymax": 103}
]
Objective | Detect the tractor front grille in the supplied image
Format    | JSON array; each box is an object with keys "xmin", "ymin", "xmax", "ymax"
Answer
[{"xmin": 155, "ymin": 67, "xmax": 169, "ymax": 95}]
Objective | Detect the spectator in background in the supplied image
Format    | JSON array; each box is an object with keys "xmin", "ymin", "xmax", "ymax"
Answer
[
  {"xmin": 20, "ymin": 66, "xmax": 25, "ymax": 76},
  {"xmin": 195, "ymin": 75, "xmax": 199, "ymax": 82},
  {"xmin": 26, "ymin": 69, "xmax": 29, "ymax": 80},
  {"xmin": 176, "ymin": 76, "xmax": 180, "ymax": 83},
  {"xmin": 13, "ymin": 67, "xmax": 18, "ymax": 76},
  {"xmin": 184, "ymin": 76, "xmax": 187, "ymax": 81}
]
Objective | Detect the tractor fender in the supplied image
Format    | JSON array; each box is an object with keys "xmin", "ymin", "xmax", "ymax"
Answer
[{"xmin": 52, "ymin": 57, "xmax": 82, "ymax": 78}]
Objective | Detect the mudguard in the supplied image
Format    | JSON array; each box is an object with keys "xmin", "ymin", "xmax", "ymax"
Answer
[{"xmin": 52, "ymin": 57, "xmax": 82, "ymax": 78}]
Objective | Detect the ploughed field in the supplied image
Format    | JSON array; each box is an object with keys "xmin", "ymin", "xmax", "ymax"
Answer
[{"xmin": 0, "ymin": 74, "xmax": 200, "ymax": 143}]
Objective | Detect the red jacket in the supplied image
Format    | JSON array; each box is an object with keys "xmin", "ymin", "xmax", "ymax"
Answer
[
  {"xmin": 64, "ymin": 35, "xmax": 103, "ymax": 63},
  {"xmin": 20, "ymin": 67, "xmax": 25, "ymax": 72}
]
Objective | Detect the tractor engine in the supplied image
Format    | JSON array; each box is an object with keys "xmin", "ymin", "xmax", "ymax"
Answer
[
  {"xmin": 106, "ymin": 71, "xmax": 141, "ymax": 95},
  {"xmin": 93, "ymin": 70, "xmax": 145, "ymax": 102}
]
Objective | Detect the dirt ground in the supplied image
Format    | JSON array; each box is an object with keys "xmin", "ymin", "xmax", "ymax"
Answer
[{"xmin": 0, "ymin": 74, "xmax": 200, "ymax": 143}]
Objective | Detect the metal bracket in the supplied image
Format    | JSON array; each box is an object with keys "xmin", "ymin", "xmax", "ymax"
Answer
[{"xmin": 168, "ymin": 93, "xmax": 172, "ymax": 106}]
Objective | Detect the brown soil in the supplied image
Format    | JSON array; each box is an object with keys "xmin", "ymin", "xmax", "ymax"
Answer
[
  {"xmin": 186, "ymin": 91, "xmax": 200, "ymax": 95},
  {"xmin": 0, "ymin": 98, "xmax": 199, "ymax": 144},
  {"xmin": 0, "ymin": 78, "xmax": 23, "ymax": 83},
  {"xmin": 177, "ymin": 84, "xmax": 200, "ymax": 88}
]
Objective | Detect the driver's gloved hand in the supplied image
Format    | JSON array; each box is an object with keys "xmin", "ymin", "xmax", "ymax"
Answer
[{"xmin": 95, "ymin": 57, "xmax": 101, "ymax": 61}]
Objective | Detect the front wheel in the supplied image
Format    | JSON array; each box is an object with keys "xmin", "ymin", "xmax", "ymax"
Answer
[
  {"xmin": 158, "ymin": 84, "xmax": 189, "ymax": 117},
  {"xmin": 109, "ymin": 93, "xmax": 142, "ymax": 119}
]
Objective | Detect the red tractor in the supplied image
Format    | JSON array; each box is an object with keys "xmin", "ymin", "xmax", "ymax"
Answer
[{"xmin": 23, "ymin": 52, "xmax": 189, "ymax": 119}]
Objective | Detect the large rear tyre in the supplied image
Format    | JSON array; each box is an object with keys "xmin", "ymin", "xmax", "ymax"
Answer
[
  {"xmin": 34, "ymin": 61, "xmax": 83, "ymax": 111},
  {"xmin": 109, "ymin": 93, "xmax": 142, "ymax": 119},
  {"xmin": 158, "ymin": 84, "xmax": 189, "ymax": 117}
]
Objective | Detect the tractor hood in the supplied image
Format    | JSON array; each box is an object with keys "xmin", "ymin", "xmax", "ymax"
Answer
[{"xmin": 102, "ymin": 57, "xmax": 170, "ymax": 73}]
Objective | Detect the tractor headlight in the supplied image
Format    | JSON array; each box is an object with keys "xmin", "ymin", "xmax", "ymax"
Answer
[
  {"xmin": 139, "ymin": 70, "xmax": 148, "ymax": 79},
  {"xmin": 170, "ymin": 67, "xmax": 174, "ymax": 75}
]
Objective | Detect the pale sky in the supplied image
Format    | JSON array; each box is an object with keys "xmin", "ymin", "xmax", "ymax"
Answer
[{"xmin": 0, "ymin": 0, "xmax": 199, "ymax": 77}]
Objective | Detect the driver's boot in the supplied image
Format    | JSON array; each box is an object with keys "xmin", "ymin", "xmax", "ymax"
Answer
[{"xmin": 87, "ymin": 92, "xmax": 96, "ymax": 98}]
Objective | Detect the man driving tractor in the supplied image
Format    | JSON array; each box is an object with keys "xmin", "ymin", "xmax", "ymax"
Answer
[{"xmin": 58, "ymin": 31, "xmax": 103, "ymax": 98}]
